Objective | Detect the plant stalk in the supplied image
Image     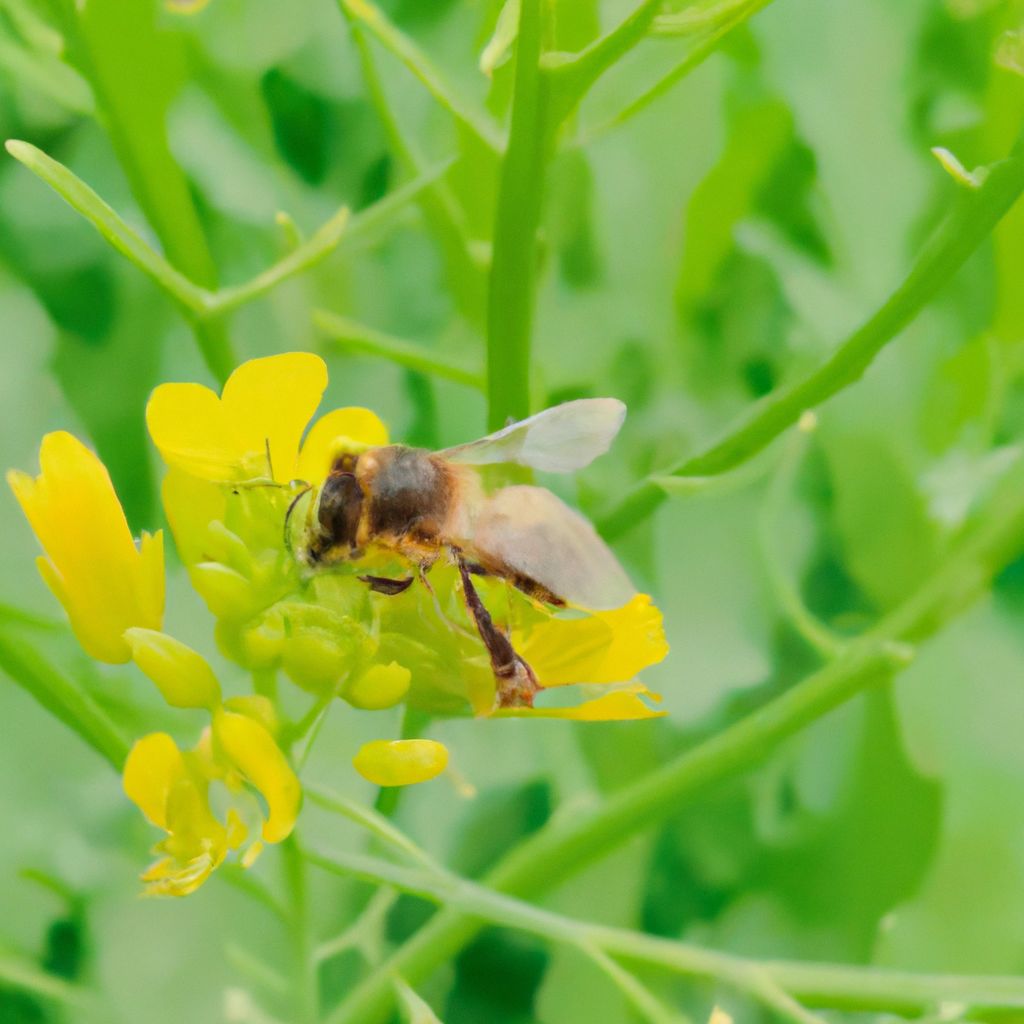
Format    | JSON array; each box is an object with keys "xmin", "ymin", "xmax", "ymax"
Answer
[{"xmin": 486, "ymin": 0, "xmax": 547, "ymax": 429}]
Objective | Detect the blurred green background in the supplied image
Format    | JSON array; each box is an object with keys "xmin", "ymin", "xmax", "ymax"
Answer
[{"xmin": 2, "ymin": 0, "xmax": 1024, "ymax": 1021}]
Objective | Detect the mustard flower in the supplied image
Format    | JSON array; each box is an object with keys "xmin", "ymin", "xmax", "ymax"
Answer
[
  {"xmin": 145, "ymin": 352, "xmax": 668, "ymax": 786},
  {"xmin": 7, "ymin": 431, "xmax": 164, "ymax": 663},
  {"xmin": 123, "ymin": 629, "xmax": 299, "ymax": 896}
]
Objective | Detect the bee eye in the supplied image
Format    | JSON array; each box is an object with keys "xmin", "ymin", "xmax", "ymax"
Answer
[{"xmin": 318, "ymin": 472, "xmax": 363, "ymax": 549}]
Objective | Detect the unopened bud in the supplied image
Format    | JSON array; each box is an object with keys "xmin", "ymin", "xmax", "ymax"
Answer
[
  {"xmin": 282, "ymin": 627, "xmax": 352, "ymax": 693},
  {"xmin": 190, "ymin": 563, "xmax": 254, "ymax": 620},
  {"xmin": 344, "ymin": 661, "xmax": 411, "ymax": 710},
  {"xmin": 124, "ymin": 628, "xmax": 221, "ymax": 710},
  {"xmin": 353, "ymin": 739, "xmax": 448, "ymax": 787}
]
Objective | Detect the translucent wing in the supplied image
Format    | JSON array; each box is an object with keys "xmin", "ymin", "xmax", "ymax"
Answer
[
  {"xmin": 441, "ymin": 399, "xmax": 626, "ymax": 473},
  {"xmin": 469, "ymin": 485, "xmax": 635, "ymax": 610}
]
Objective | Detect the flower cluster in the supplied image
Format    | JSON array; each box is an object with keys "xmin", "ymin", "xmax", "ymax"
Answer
[{"xmin": 8, "ymin": 352, "xmax": 668, "ymax": 895}]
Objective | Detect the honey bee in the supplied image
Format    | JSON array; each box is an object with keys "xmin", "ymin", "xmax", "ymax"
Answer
[{"xmin": 291, "ymin": 399, "xmax": 635, "ymax": 707}]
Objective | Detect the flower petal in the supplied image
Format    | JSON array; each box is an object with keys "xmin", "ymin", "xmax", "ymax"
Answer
[
  {"xmin": 221, "ymin": 352, "xmax": 328, "ymax": 483},
  {"xmin": 519, "ymin": 594, "xmax": 668, "ymax": 686},
  {"xmin": 161, "ymin": 469, "xmax": 226, "ymax": 566},
  {"xmin": 493, "ymin": 685, "xmax": 666, "ymax": 721},
  {"xmin": 8, "ymin": 432, "xmax": 163, "ymax": 662},
  {"xmin": 297, "ymin": 406, "xmax": 389, "ymax": 484},
  {"xmin": 213, "ymin": 710, "xmax": 301, "ymax": 843},
  {"xmin": 147, "ymin": 382, "xmax": 241, "ymax": 480},
  {"xmin": 123, "ymin": 733, "xmax": 186, "ymax": 829},
  {"xmin": 353, "ymin": 739, "xmax": 448, "ymax": 787}
]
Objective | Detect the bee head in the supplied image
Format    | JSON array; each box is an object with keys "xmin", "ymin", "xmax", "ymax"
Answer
[{"xmin": 305, "ymin": 464, "xmax": 364, "ymax": 564}]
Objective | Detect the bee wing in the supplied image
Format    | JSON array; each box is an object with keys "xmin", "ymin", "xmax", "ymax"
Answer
[
  {"xmin": 470, "ymin": 485, "xmax": 635, "ymax": 610},
  {"xmin": 440, "ymin": 399, "xmax": 626, "ymax": 473}
]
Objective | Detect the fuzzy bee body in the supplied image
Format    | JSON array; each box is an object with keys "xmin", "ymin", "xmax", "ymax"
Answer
[
  {"xmin": 294, "ymin": 399, "xmax": 635, "ymax": 707},
  {"xmin": 308, "ymin": 445, "xmax": 473, "ymax": 568}
]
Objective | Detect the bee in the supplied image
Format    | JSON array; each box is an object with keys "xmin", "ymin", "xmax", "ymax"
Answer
[{"xmin": 291, "ymin": 399, "xmax": 635, "ymax": 708}]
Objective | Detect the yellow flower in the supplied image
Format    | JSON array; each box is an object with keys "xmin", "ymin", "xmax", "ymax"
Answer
[
  {"xmin": 123, "ymin": 705, "xmax": 299, "ymax": 897},
  {"xmin": 146, "ymin": 352, "xmax": 388, "ymax": 485},
  {"xmin": 517, "ymin": 594, "xmax": 669, "ymax": 687},
  {"xmin": 493, "ymin": 684, "xmax": 665, "ymax": 721},
  {"xmin": 148, "ymin": 352, "xmax": 670, "ymax": 729},
  {"xmin": 7, "ymin": 431, "xmax": 164, "ymax": 663},
  {"xmin": 470, "ymin": 591, "xmax": 669, "ymax": 720},
  {"xmin": 123, "ymin": 631, "xmax": 300, "ymax": 895}
]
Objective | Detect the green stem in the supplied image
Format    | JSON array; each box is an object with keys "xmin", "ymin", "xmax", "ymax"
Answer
[
  {"xmin": 55, "ymin": 0, "xmax": 235, "ymax": 381},
  {"xmin": 577, "ymin": 0, "xmax": 777, "ymax": 144},
  {"xmin": 339, "ymin": 6, "xmax": 484, "ymax": 325},
  {"xmin": 579, "ymin": 945, "xmax": 689, "ymax": 1024},
  {"xmin": 486, "ymin": 0, "xmax": 547, "ymax": 429},
  {"xmin": 203, "ymin": 208, "xmax": 350, "ymax": 318},
  {"xmin": 315, "ymin": 311, "xmax": 484, "ymax": 390},
  {"xmin": 337, "ymin": 0, "xmax": 502, "ymax": 154},
  {"xmin": 282, "ymin": 835, "xmax": 317, "ymax": 1024},
  {"xmin": 0, "ymin": 629, "xmax": 129, "ymax": 771},
  {"xmin": 544, "ymin": 0, "xmax": 662, "ymax": 124},
  {"xmin": 309, "ymin": 846, "xmax": 1024, "ymax": 1020},
  {"xmin": 598, "ymin": 138, "xmax": 1024, "ymax": 540},
  {"xmin": 757, "ymin": 422, "xmax": 841, "ymax": 657},
  {"xmin": 321, "ymin": 455, "xmax": 1024, "ymax": 1024}
]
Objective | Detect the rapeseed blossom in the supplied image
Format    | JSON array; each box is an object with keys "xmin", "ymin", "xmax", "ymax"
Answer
[{"xmin": 8, "ymin": 351, "xmax": 669, "ymax": 894}]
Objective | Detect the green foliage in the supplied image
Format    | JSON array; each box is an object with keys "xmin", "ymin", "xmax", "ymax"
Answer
[{"xmin": 2, "ymin": 0, "xmax": 1024, "ymax": 1022}]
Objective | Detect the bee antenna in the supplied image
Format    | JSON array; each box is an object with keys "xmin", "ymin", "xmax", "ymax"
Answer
[{"xmin": 283, "ymin": 482, "xmax": 313, "ymax": 557}]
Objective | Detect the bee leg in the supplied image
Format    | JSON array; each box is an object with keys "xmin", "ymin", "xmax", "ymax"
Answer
[
  {"xmin": 455, "ymin": 555, "xmax": 540, "ymax": 709},
  {"xmin": 358, "ymin": 574, "xmax": 415, "ymax": 596}
]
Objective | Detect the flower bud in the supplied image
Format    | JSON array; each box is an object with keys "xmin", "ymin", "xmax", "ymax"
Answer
[
  {"xmin": 238, "ymin": 611, "xmax": 286, "ymax": 668},
  {"xmin": 281, "ymin": 627, "xmax": 353, "ymax": 694},
  {"xmin": 353, "ymin": 739, "xmax": 448, "ymax": 787},
  {"xmin": 343, "ymin": 661, "xmax": 411, "ymax": 710},
  {"xmin": 124, "ymin": 628, "xmax": 221, "ymax": 710},
  {"xmin": 190, "ymin": 563, "xmax": 254, "ymax": 620}
]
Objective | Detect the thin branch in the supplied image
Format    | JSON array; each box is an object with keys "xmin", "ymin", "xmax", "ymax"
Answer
[
  {"xmin": 307, "ymin": 846, "xmax": 1024, "ymax": 1022},
  {"xmin": 340, "ymin": 7, "xmax": 482, "ymax": 308},
  {"xmin": 5, "ymin": 139, "xmax": 208, "ymax": 312},
  {"xmin": 305, "ymin": 782, "xmax": 440, "ymax": 870},
  {"xmin": 544, "ymin": 0, "xmax": 662, "ymax": 124},
  {"xmin": 204, "ymin": 207, "xmax": 350, "ymax": 318},
  {"xmin": 756, "ymin": 417, "xmax": 842, "ymax": 657},
  {"xmin": 598, "ymin": 136, "xmax": 1024, "ymax": 539},
  {"xmin": 337, "ymin": 0, "xmax": 502, "ymax": 154},
  {"xmin": 576, "ymin": 0, "xmax": 777, "ymax": 144},
  {"xmin": 5, "ymin": 141, "xmax": 451, "ymax": 333},
  {"xmin": 582, "ymin": 944, "xmax": 690, "ymax": 1024},
  {"xmin": 315, "ymin": 312, "xmax": 485, "ymax": 390}
]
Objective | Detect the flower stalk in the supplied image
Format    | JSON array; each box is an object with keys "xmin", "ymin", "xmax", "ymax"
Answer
[{"xmin": 486, "ymin": 0, "xmax": 548, "ymax": 429}]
